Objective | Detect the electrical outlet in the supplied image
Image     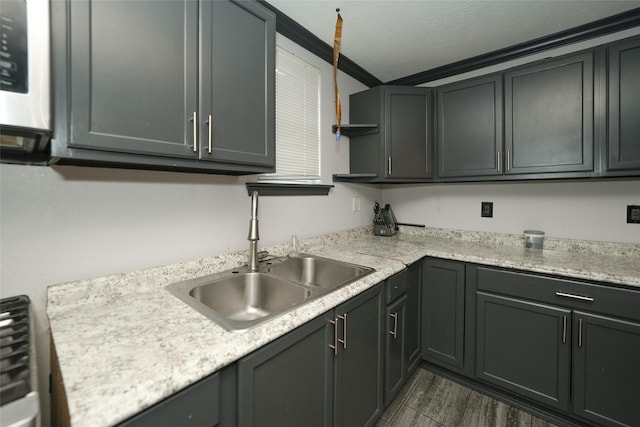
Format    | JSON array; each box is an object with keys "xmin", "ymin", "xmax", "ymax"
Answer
[
  {"xmin": 627, "ymin": 205, "xmax": 640, "ymax": 224},
  {"xmin": 352, "ymin": 197, "xmax": 361, "ymax": 212},
  {"xmin": 481, "ymin": 201, "xmax": 493, "ymax": 218}
]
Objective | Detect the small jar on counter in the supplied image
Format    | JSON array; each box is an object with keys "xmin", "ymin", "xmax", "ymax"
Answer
[{"xmin": 524, "ymin": 230, "xmax": 545, "ymax": 249}]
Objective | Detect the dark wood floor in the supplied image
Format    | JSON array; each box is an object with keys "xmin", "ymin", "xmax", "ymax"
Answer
[{"xmin": 378, "ymin": 368, "xmax": 559, "ymax": 427}]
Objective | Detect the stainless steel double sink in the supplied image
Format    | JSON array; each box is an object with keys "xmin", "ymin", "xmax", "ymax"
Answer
[{"xmin": 167, "ymin": 254, "xmax": 374, "ymax": 332}]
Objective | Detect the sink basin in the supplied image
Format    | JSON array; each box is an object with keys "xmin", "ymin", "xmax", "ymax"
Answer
[
  {"xmin": 267, "ymin": 255, "xmax": 374, "ymax": 289},
  {"xmin": 168, "ymin": 272, "xmax": 311, "ymax": 331},
  {"xmin": 167, "ymin": 254, "xmax": 374, "ymax": 332}
]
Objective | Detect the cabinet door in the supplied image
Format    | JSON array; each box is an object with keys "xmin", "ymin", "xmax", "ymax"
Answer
[
  {"xmin": 404, "ymin": 263, "xmax": 421, "ymax": 373},
  {"xmin": 385, "ymin": 87, "xmax": 432, "ymax": 179},
  {"xmin": 608, "ymin": 37, "xmax": 640, "ymax": 171},
  {"xmin": 238, "ymin": 314, "xmax": 334, "ymax": 427},
  {"xmin": 334, "ymin": 284, "xmax": 384, "ymax": 427},
  {"xmin": 437, "ymin": 74, "xmax": 503, "ymax": 178},
  {"xmin": 119, "ymin": 373, "xmax": 220, "ymax": 426},
  {"xmin": 475, "ymin": 292, "xmax": 571, "ymax": 412},
  {"xmin": 421, "ymin": 258, "xmax": 465, "ymax": 369},
  {"xmin": 68, "ymin": 0, "xmax": 198, "ymax": 158},
  {"xmin": 572, "ymin": 312, "xmax": 640, "ymax": 427},
  {"xmin": 384, "ymin": 295, "xmax": 407, "ymax": 406},
  {"xmin": 200, "ymin": 0, "xmax": 275, "ymax": 166},
  {"xmin": 505, "ymin": 52, "xmax": 594, "ymax": 174}
]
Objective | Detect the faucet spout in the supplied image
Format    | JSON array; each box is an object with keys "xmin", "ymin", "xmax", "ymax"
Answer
[{"xmin": 248, "ymin": 191, "xmax": 260, "ymax": 271}]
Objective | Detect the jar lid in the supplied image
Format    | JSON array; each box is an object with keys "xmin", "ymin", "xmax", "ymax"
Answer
[{"xmin": 523, "ymin": 230, "xmax": 545, "ymax": 236}]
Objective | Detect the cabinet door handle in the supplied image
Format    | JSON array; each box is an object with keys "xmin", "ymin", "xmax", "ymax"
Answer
[
  {"xmin": 205, "ymin": 114, "xmax": 212, "ymax": 154},
  {"xmin": 506, "ymin": 149, "xmax": 511, "ymax": 172},
  {"xmin": 337, "ymin": 313, "xmax": 347, "ymax": 349},
  {"xmin": 555, "ymin": 291, "xmax": 594, "ymax": 302},
  {"xmin": 328, "ymin": 318, "xmax": 338, "ymax": 356},
  {"xmin": 562, "ymin": 315, "xmax": 567, "ymax": 344},
  {"xmin": 388, "ymin": 157, "xmax": 392, "ymax": 176},
  {"xmin": 390, "ymin": 312, "xmax": 398, "ymax": 339},
  {"xmin": 190, "ymin": 111, "xmax": 198, "ymax": 152},
  {"xmin": 578, "ymin": 318, "xmax": 583, "ymax": 348},
  {"xmin": 497, "ymin": 151, "xmax": 501, "ymax": 173}
]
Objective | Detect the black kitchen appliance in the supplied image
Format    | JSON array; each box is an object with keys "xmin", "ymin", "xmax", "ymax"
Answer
[
  {"xmin": 373, "ymin": 202, "xmax": 425, "ymax": 236},
  {"xmin": 373, "ymin": 202, "xmax": 399, "ymax": 236}
]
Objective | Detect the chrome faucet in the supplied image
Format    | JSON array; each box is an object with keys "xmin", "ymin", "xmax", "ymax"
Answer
[{"xmin": 247, "ymin": 191, "xmax": 260, "ymax": 271}]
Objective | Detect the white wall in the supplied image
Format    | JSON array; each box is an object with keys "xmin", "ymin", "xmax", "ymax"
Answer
[
  {"xmin": 0, "ymin": 34, "xmax": 375, "ymax": 425},
  {"xmin": 382, "ymin": 180, "xmax": 640, "ymax": 244}
]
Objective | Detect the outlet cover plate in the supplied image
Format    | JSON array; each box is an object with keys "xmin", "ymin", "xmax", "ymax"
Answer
[
  {"xmin": 627, "ymin": 205, "xmax": 640, "ymax": 224},
  {"xmin": 481, "ymin": 201, "xmax": 493, "ymax": 218}
]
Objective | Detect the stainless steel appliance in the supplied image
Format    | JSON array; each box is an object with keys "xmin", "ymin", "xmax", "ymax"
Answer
[
  {"xmin": 0, "ymin": 296, "xmax": 39, "ymax": 427},
  {"xmin": 0, "ymin": 0, "xmax": 51, "ymax": 163}
]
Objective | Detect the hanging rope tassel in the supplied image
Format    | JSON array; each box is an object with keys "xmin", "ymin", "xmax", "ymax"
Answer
[{"xmin": 333, "ymin": 8, "xmax": 343, "ymax": 141}]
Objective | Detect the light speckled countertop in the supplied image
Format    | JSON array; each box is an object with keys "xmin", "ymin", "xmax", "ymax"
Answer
[{"xmin": 47, "ymin": 227, "xmax": 640, "ymax": 427}]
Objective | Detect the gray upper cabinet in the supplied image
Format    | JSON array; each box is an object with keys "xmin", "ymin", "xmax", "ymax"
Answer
[
  {"xmin": 347, "ymin": 86, "xmax": 433, "ymax": 181},
  {"xmin": 66, "ymin": 1, "xmax": 199, "ymax": 158},
  {"xmin": 607, "ymin": 37, "xmax": 640, "ymax": 172},
  {"xmin": 200, "ymin": 1, "xmax": 275, "ymax": 166},
  {"xmin": 51, "ymin": 0, "xmax": 275, "ymax": 174},
  {"xmin": 437, "ymin": 74, "xmax": 503, "ymax": 178},
  {"xmin": 504, "ymin": 52, "xmax": 594, "ymax": 175}
]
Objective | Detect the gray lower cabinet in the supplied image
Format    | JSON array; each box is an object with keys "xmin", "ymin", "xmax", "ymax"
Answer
[
  {"xmin": 118, "ymin": 365, "xmax": 237, "ymax": 427},
  {"xmin": 572, "ymin": 311, "xmax": 640, "ymax": 427},
  {"xmin": 421, "ymin": 258, "xmax": 466, "ymax": 371},
  {"xmin": 383, "ymin": 263, "xmax": 422, "ymax": 405},
  {"xmin": 404, "ymin": 263, "xmax": 422, "ymax": 373},
  {"xmin": 473, "ymin": 264, "xmax": 640, "ymax": 425},
  {"xmin": 384, "ymin": 294, "xmax": 407, "ymax": 406},
  {"xmin": 504, "ymin": 51, "xmax": 594, "ymax": 175},
  {"xmin": 475, "ymin": 292, "xmax": 571, "ymax": 412},
  {"xmin": 436, "ymin": 74, "xmax": 503, "ymax": 178},
  {"xmin": 238, "ymin": 283, "xmax": 384, "ymax": 427},
  {"xmin": 607, "ymin": 36, "xmax": 640, "ymax": 172},
  {"xmin": 51, "ymin": 0, "xmax": 275, "ymax": 174},
  {"xmin": 348, "ymin": 86, "xmax": 433, "ymax": 181},
  {"xmin": 237, "ymin": 313, "xmax": 334, "ymax": 427},
  {"xmin": 334, "ymin": 284, "xmax": 385, "ymax": 427}
]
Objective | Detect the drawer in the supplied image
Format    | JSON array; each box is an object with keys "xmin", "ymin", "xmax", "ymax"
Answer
[
  {"xmin": 475, "ymin": 266, "xmax": 640, "ymax": 322},
  {"xmin": 387, "ymin": 269, "xmax": 409, "ymax": 303}
]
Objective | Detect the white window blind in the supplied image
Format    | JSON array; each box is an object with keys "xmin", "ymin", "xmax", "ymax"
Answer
[{"xmin": 263, "ymin": 47, "xmax": 321, "ymax": 181}]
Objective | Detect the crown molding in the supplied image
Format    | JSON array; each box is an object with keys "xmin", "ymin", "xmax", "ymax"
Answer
[{"xmin": 387, "ymin": 7, "xmax": 640, "ymax": 86}]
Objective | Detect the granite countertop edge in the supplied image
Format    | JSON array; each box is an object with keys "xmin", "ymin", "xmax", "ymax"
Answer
[{"xmin": 47, "ymin": 227, "xmax": 640, "ymax": 427}]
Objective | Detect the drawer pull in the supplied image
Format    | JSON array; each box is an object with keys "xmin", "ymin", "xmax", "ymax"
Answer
[
  {"xmin": 328, "ymin": 318, "xmax": 338, "ymax": 356},
  {"xmin": 390, "ymin": 312, "xmax": 398, "ymax": 339},
  {"xmin": 579, "ymin": 318, "xmax": 583, "ymax": 348},
  {"xmin": 555, "ymin": 291, "xmax": 594, "ymax": 302},
  {"xmin": 190, "ymin": 111, "xmax": 198, "ymax": 152},
  {"xmin": 337, "ymin": 313, "xmax": 347, "ymax": 349}
]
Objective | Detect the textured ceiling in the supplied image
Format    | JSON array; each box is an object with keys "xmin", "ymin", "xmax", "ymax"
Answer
[{"xmin": 266, "ymin": 1, "xmax": 640, "ymax": 83}]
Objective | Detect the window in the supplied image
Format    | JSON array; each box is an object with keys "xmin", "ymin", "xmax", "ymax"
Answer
[{"xmin": 261, "ymin": 47, "xmax": 321, "ymax": 182}]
